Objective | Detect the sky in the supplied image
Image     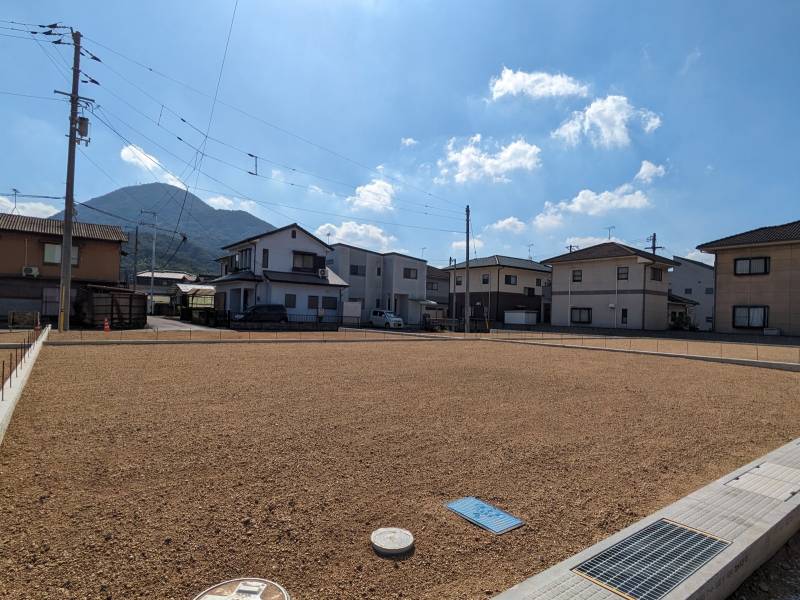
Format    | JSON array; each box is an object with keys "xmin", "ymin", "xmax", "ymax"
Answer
[{"xmin": 1, "ymin": 1, "xmax": 798, "ymax": 267}]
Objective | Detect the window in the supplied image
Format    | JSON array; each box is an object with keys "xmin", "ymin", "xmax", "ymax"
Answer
[
  {"xmin": 523, "ymin": 287, "xmax": 537, "ymax": 297},
  {"xmin": 291, "ymin": 229, "xmax": 297, "ymax": 238},
  {"xmin": 535, "ymin": 278, "xmax": 542, "ymax": 286},
  {"xmin": 307, "ymin": 295, "xmax": 319, "ymax": 309},
  {"xmin": 455, "ymin": 275, "xmax": 463, "ymax": 285},
  {"xmin": 570, "ymin": 307, "xmax": 591, "ymax": 324},
  {"xmin": 733, "ymin": 305, "xmax": 768, "ymax": 328},
  {"xmin": 650, "ymin": 267, "xmax": 663, "ymax": 281},
  {"xmin": 481, "ymin": 273, "xmax": 490, "ymax": 285},
  {"xmin": 262, "ymin": 248, "xmax": 269, "ymax": 269},
  {"xmin": 706, "ymin": 316, "xmax": 713, "ymax": 323},
  {"xmin": 349, "ymin": 264, "xmax": 366, "ymax": 276},
  {"xmin": 426, "ymin": 281, "xmax": 439, "ymax": 291},
  {"xmin": 43, "ymin": 243, "xmax": 78, "ymax": 266},
  {"xmin": 621, "ymin": 308, "xmax": 628, "ymax": 325},
  {"xmin": 284, "ymin": 293, "xmax": 296, "ymax": 308},
  {"xmin": 617, "ymin": 266, "xmax": 628, "ymax": 281},
  {"xmin": 734, "ymin": 257, "xmax": 770, "ymax": 275},
  {"xmin": 572, "ymin": 269, "xmax": 582, "ymax": 283},
  {"xmin": 321, "ymin": 296, "xmax": 337, "ymax": 310},
  {"xmin": 403, "ymin": 267, "xmax": 418, "ymax": 279},
  {"xmin": 237, "ymin": 248, "xmax": 252, "ymax": 270},
  {"xmin": 705, "ymin": 287, "xmax": 714, "ymax": 295},
  {"xmin": 684, "ymin": 288, "xmax": 692, "ymax": 295},
  {"xmin": 504, "ymin": 274, "xmax": 517, "ymax": 285},
  {"xmin": 377, "ymin": 266, "xmax": 381, "ymax": 276},
  {"xmin": 293, "ymin": 252, "xmax": 315, "ymax": 271}
]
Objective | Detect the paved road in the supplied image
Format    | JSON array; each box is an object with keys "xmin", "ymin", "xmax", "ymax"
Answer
[{"xmin": 146, "ymin": 316, "xmax": 219, "ymax": 331}]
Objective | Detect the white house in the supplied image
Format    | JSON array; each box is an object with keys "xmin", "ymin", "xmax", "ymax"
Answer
[
  {"xmin": 544, "ymin": 242, "xmax": 678, "ymax": 330},
  {"xmin": 212, "ymin": 224, "xmax": 348, "ymax": 318},
  {"xmin": 326, "ymin": 243, "xmax": 429, "ymax": 324},
  {"xmin": 669, "ymin": 256, "xmax": 715, "ymax": 330}
]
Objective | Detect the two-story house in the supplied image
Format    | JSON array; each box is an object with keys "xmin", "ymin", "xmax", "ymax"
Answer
[
  {"xmin": 325, "ymin": 243, "xmax": 428, "ymax": 324},
  {"xmin": 212, "ymin": 223, "xmax": 348, "ymax": 317},
  {"xmin": 443, "ymin": 255, "xmax": 552, "ymax": 324},
  {"xmin": 544, "ymin": 242, "xmax": 678, "ymax": 330},
  {"xmin": 669, "ymin": 256, "xmax": 715, "ymax": 330},
  {"xmin": 0, "ymin": 213, "xmax": 128, "ymax": 322},
  {"xmin": 135, "ymin": 270, "xmax": 197, "ymax": 314},
  {"xmin": 697, "ymin": 219, "xmax": 800, "ymax": 335},
  {"xmin": 425, "ymin": 265, "xmax": 450, "ymax": 307}
]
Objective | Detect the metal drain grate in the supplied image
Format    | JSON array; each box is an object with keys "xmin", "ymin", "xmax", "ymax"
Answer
[{"xmin": 572, "ymin": 519, "xmax": 730, "ymax": 600}]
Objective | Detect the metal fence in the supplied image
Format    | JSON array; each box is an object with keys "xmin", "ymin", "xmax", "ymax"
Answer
[{"xmin": 1, "ymin": 328, "xmax": 43, "ymax": 403}]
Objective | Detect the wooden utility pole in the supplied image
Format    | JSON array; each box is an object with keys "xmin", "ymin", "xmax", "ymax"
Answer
[
  {"xmin": 57, "ymin": 30, "xmax": 82, "ymax": 331},
  {"xmin": 646, "ymin": 232, "xmax": 664, "ymax": 255},
  {"xmin": 132, "ymin": 225, "xmax": 139, "ymax": 292}
]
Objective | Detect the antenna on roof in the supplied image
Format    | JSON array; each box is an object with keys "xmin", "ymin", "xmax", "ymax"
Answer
[
  {"xmin": 527, "ymin": 243, "xmax": 534, "ymax": 260},
  {"xmin": 604, "ymin": 225, "xmax": 616, "ymax": 240}
]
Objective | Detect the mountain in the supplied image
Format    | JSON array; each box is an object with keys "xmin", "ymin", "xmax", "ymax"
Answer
[{"xmin": 55, "ymin": 183, "xmax": 274, "ymax": 277}]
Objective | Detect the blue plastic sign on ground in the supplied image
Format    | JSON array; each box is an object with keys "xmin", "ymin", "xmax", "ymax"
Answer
[{"xmin": 446, "ymin": 496, "xmax": 524, "ymax": 535}]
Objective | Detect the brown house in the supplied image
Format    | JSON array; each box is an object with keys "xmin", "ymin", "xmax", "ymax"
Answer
[
  {"xmin": 0, "ymin": 213, "xmax": 128, "ymax": 322},
  {"xmin": 697, "ymin": 219, "xmax": 800, "ymax": 336}
]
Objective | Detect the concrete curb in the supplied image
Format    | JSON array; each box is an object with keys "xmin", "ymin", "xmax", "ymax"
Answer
[
  {"xmin": 485, "ymin": 337, "xmax": 800, "ymax": 372},
  {"xmin": 0, "ymin": 326, "xmax": 50, "ymax": 447},
  {"xmin": 493, "ymin": 437, "xmax": 800, "ymax": 600},
  {"xmin": 44, "ymin": 336, "xmax": 460, "ymax": 347}
]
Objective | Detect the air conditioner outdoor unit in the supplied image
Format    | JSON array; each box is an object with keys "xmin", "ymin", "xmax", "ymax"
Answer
[
  {"xmin": 22, "ymin": 266, "xmax": 39, "ymax": 278},
  {"xmin": 318, "ymin": 268, "xmax": 327, "ymax": 278}
]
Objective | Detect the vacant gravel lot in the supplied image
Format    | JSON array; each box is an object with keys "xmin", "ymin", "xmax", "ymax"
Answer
[{"xmin": 0, "ymin": 341, "xmax": 798, "ymax": 600}]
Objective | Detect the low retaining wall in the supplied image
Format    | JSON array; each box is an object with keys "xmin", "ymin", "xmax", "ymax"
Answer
[{"xmin": 0, "ymin": 326, "xmax": 50, "ymax": 446}]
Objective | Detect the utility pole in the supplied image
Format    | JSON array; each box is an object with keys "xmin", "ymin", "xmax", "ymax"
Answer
[
  {"xmin": 420, "ymin": 247, "xmax": 426, "ymax": 259},
  {"xmin": 140, "ymin": 210, "xmax": 157, "ymax": 315},
  {"xmin": 646, "ymin": 232, "xmax": 664, "ymax": 255},
  {"xmin": 464, "ymin": 205, "xmax": 471, "ymax": 334},
  {"xmin": 132, "ymin": 225, "xmax": 139, "ymax": 292},
  {"xmin": 56, "ymin": 29, "xmax": 82, "ymax": 331},
  {"xmin": 449, "ymin": 257, "xmax": 455, "ymax": 321},
  {"xmin": 604, "ymin": 225, "xmax": 616, "ymax": 240}
]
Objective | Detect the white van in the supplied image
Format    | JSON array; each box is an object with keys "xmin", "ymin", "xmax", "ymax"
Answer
[{"xmin": 370, "ymin": 309, "xmax": 404, "ymax": 329}]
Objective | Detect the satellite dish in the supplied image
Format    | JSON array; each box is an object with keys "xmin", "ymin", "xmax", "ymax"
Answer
[{"xmin": 193, "ymin": 578, "xmax": 290, "ymax": 600}]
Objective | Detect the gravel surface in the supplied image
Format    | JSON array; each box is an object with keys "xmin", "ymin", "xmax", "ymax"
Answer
[{"xmin": 0, "ymin": 341, "xmax": 798, "ymax": 600}]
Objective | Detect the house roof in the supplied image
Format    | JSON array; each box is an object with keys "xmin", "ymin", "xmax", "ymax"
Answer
[
  {"xmin": 673, "ymin": 255, "xmax": 714, "ymax": 270},
  {"xmin": 331, "ymin": 242, "xmax": 426, "ymax": 263},
  {"xmin": 174, "ymin": 283, "xmax": 215, "ymax": 296},
  {"xmin": 696, "ymin": 219, "xmax": 800, "ymax": 251},
  {"xmin": 263, "ymin": 268, "xmax": 348, "ymax": 287},
  {"xmin": 444, "ymin": 255, "xmax": 552, "ymax": 272},
  {"xmin": 0, "ymin": 212, "xmax": 128, "ymax": 242},
  {"xmin": 209, "ymin": 270, "xmax": 262, "ymax": 284},
  {"xmin": 543, "ymin": 242, "xmax": 679, "ymax": 266},
  {"xmin": 221, "ymin": 222, "xmax": 333, "ymax": 251},
  {"xmin": 668, "ymin": 292, "xmax": 699, "ymax": 306},
  {"xmin": 136, "ymin": 270, "xmax": 196, "ymax": 280}
]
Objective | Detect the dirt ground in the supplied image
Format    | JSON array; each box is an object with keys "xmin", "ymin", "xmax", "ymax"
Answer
[
  {"xmin": 730, "ymin": 528, "xmax": 800, "ymax": 600},
  {"xmin": 0, "ymin": 341, "xmax": 799, "ymax": 600}
]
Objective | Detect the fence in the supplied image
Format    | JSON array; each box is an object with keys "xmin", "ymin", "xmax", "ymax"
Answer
[{"xmin": 1, "ymin": 328, "xmax": 43, "ymax": 403}]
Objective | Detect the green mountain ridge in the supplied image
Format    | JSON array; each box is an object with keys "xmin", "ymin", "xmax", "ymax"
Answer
[{"xmin": 54, "ymin": 183, "xmax": 274, "ymax": 278}]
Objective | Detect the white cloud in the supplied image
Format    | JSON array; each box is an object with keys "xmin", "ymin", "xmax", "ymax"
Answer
[
  {"xmin": 487, "ymin": 216, "xmax": 526, "ymax": 234},
  {"xmin": 684, "ymin": 250, "xmax": 715, "ymax": 266},
  {"xmin": 551, "ymin": 95, "xmax": 661, "ymax": 148},
  {"xmin": 680, "ymin": 48, "xmax": 702, "ymax": 75},
  {"xmin": 238, "ymin": 200, "xmax": 257, "ymax": 213},
  {"xmin": 119, "ymin": 144, "xmax": 186, "ymax": 189},
  {"xmin": 315, "ymin": 221, "xmax": 397, "ymax": 252},
  {"xmin": 533, "ymin": 184, "xmax": 650, "ymax": 230},
  {"xmin": 634, "ymin": 160, "xmax": 666, "ymax": 184},
  {"xmin": 0, "ymin": 196, "xmax": 59, "ymax": 218},
  {"xmin": 565, "ymin": 235, "xmax": 627, "ymax": 249},
  {"xmin": 437, "ymin": 134, "xmax": 542, "ymax": 184},
  {"xmin": 205, "ymin": 195, "xmax": 235, "ymax": 210},
  {"xmin": 346, "ymin": 179, "xmax": 396, "ymax": 212},
  {"xmin": 400, "ymin": 137, "xmax": 418, "ymax": 147},
  {"xmin": 271, "ymin": 169, "xmax": 284, "ymax": 181},
  {"xmin": 490, "ymin": 67, "xmax": 589, "ymax": 100},
  {"xmin": 451, "ymin": 237, "xmax": 485, "ymax": 251}
]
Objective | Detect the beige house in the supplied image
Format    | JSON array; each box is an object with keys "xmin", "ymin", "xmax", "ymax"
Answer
[
  {"xmin": 697, "ymin": 219, "xmax": 800, "ymax": 335},
  {"xmin": 544, "ymin": 242, "xmax": 678, "ymax": 330}
]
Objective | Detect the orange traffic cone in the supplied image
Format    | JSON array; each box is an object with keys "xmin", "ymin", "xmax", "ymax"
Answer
[{"xmin": 103, "ymin": 317, "xmax": 111, "ymax": 333}]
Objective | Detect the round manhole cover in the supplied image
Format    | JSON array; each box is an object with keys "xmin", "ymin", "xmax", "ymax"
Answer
[
  {"xmin": 193, "ymin": 578, "xmax": 290, "ymax": 600},
  {"xmin": 371, "ymin": 527, "xmax": 415, "ymax": 556}
]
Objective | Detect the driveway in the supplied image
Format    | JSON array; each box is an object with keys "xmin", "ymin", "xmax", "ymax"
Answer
[{"xmin": 146, "ymin": 316, "xmax": 219, "ymax": 331}]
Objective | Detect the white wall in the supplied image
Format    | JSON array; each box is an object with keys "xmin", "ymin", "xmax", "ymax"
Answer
[
  {"xmin": 449, "ymin": 266, "xmax": 549, "ymax": 295},
  {"xmin": 267, "ymin": 282, "xmax": 342, "ymax": 316},
  {"xmin": 669, "ymin": 259, "xmax": 714, "ymax": 330},
  {"xmin": 227, "ymin": 226, "xmax": 330, "ymax": 273}
]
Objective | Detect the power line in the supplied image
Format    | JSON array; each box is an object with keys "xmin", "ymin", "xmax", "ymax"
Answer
[
  {"xmin": 0, "ymin": 90, "xmax": 68, "ymax": 102},
  {"xmin": 79, "ymin": 33, "xmax": 462, "ymax": 209}
]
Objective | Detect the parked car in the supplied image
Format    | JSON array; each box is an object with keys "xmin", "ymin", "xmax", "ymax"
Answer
[
  {"xmin": 233, "ymin": 304, "xmax": 289, "ymax": 323},
  {"xmin": 370, "ymin": 309, "xmax": 403, "ymax": 328}
]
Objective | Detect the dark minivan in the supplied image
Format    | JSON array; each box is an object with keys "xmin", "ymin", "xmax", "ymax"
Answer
[{"xmin": 232, "ymin": 304, "xmax": 289, "ymax": 323}]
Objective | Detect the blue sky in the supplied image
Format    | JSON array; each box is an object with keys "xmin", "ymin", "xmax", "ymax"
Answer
[{"xmin": 1, "ymin": 1, "xmax": 798, "ymax": 266}]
